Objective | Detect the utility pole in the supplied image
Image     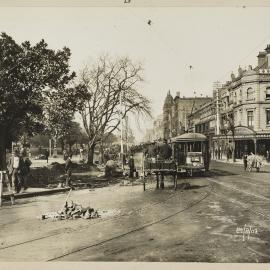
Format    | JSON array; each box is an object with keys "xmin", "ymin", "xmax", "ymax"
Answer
[
  {"xmin": 125, "ymin": 116, "xmax": 129, "ymax": 154},
  {"xmin": 120, "ymin": 90, "xmax": 124, "ymax": 170},
  {"xmin": 216, "ymin": 91, "xmax": 220, "ymax": 136},
  {"xmin": 49, "ymin": 139, "xmax": 52, "ymax": 157},
  {"xmin": 214, "ymin": 81, "xmax": 221, "ymax": 159},
  {"xmin": 184, "ymin": 107, "xmax": 187, "ymax": 132}
]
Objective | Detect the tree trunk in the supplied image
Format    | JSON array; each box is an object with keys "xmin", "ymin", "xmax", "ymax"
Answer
[
  {"xmin": 232, "ymin": 131, "xmax": 236, "ymax": 162},
  {"xmin": 60, "ymin": 138, "xmax": 65, "ymax": 153},
  {"xmin": 87, "ymin": 143, "xmax": 95, "ymax": 165},
  {"xmin": 100, "ymin": 141, "xmax": 104, "ymax": 164},
  {"xmin": 0, "ymin": 126, "xmax": 7, "ymax": 170}
]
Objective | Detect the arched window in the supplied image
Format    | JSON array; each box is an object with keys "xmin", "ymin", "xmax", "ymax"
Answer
[{"xmin": 246, "ymin": 88, "xmax": 254, "ymax": 100}]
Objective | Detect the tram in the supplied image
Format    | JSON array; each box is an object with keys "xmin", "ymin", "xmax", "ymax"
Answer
[
  {"xmin": 170, "ymin": 132, "xmax": 210, "ymax": 176},
  {"xmin": 142, "ymin": 132, "xmax": 210, "ymax": 190}
]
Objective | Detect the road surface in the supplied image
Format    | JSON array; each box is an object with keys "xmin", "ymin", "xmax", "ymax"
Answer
[{"xmin": 0, "ymin": 160, "xmax": 270, "ymax": 262}]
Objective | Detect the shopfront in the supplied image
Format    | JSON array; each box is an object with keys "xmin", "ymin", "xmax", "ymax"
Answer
[{"xmin": 213, "ymin": 126, "xmax": 270, "ymax": 159}]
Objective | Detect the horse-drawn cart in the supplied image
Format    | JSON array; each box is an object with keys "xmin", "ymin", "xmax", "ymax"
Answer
[
  {"xmin": 247, "ymin": 154, "xmax": 263, "ymax": 172},
  {"xmin": 142, "ymin": 133, "xmax": 210, "ymax": 190}
]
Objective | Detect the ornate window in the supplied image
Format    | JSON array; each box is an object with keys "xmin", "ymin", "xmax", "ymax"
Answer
[
  {"xmin": 246, "ymin": 88, "xmax": 255, "ymax": 101},
  {"xmin": 247, "ymin": 110, "xmax": 254, "ymax": 128},
  {"xmin": 266, "ymin": 110, "xmax": 270, "ymax": 125}
]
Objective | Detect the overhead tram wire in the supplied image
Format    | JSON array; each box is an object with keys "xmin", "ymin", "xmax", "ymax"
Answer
[
  {"xmin": 125, "ymin": 10, "xmax": 270, "ymax": 87},
  {"xmin": 216, "ymin": 34, "xmax": 270, "ymax": 83}
]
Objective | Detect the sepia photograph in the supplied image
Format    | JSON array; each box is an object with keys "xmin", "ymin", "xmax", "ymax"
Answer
[{"xmin": 1, "ymin": 0, "xmax": 270, "ymax": 265}]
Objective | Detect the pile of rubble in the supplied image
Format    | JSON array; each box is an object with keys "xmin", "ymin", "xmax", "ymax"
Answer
[{"xmin": 39, "ymin": 201, "xmax": 100, "ymax": 221}]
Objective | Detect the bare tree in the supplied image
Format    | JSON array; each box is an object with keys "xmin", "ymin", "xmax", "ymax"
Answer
[{"xmin": 76, "ymin": 55, "xmax": 152, "ymax": 165}]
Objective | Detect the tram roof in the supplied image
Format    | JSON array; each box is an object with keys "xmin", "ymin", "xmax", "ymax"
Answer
[{"xmin": 170, "ymin": 133, "xmax": 207, "ymax": 142}]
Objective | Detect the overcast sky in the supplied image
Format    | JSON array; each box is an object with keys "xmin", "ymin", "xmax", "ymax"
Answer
[{"xmin": 1, "ymin": 7, "xmax": 270, "ymax": 141}]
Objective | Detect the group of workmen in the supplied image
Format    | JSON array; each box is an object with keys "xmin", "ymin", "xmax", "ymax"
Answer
[{"xmin": 6, "ymin": 149, "xmax": 32, "ymax": 194}]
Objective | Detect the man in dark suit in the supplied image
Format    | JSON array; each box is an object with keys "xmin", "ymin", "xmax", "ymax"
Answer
[
  {"xmin": 65, "ymin": 155, "xmax": 73, "ymax": 187},
  {"xmin": 128, "ymin": 155, "xmax": 135, "ymax": 178}
]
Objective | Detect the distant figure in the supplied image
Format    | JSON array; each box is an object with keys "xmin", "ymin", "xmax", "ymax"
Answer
[
  {"xmin": 243, "ymin": 154, "xmax": 248, "ymax": 171},
  {"xmin": 128, "ymin": 155, "xmax": 135, "ymax": 178},
  {"xmin": 65, "ymin": 155, "xmax": 73, "ymax": 187},
  {"xmin": 266, "ymin": 150, "xmax": 270, "ymax": 162},
  {"xmin": 158, "ymin": 140, "xmax": 172, "ymax": 160},
  {"xmin": 45, "ymin": 149, "xmax": 49, "ymax": 163},
  {"xmin": 226, "ymin": 149, "xmax": 230, "ymax": 162},
  {"xmin": 7, "ymin": 150, "xmax": 24, "ymax": 193},
  {"xmin": 80, "ymin": 147, "xmax": 83, "ymax": 158},
  {"xmin": 20, "ymin": 157, "xmax": 32, "ymax": 191},
  {"xmin": 63, "ymin": 149, "xmax": 68, "ymax": 161},
  {"xmin": 215, "ymin": 149, "xmax": 218, "ymax": 159}
]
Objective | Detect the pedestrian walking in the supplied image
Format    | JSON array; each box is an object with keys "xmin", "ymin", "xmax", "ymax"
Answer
[
  {"xmin": 7, "ymin": 150, "xmax": 24, "ymax": 193},
  {"xmin": 215, "ymin": 149, "xmax": 218, "ymax": 159},
  {"xmin": 45, "ymin": 149, "xmax": 49, "ymax": 163},
  {"xmin": 243, "ymin": 154, "xmax": 248, "ymax": 171},
  {"xmin": 128, "ymin": 154, "xmax": 135, "ymax": 178},
  {"xmin": 63, "ymin": 149, "xmax": 69, "ymax": 161},
  {"xmin": 65, "ymin": 155, "xmax": 73, "ymax": 187}
]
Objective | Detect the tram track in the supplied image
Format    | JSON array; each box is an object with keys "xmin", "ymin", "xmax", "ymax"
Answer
[
  {"xmin": 0, "ymin": 179, "xmax": 213, "ymax": 261},
  {"xmin": 206, "ymin": 177, "xmax": 270, "ymax": 220},
  {"xmin": 0, "ymin": 182, "xmax": 202, "ymax": 252},
  {"xmin": 2, "ymin": 172, "xmax": 270, "ymax": 262},
  {"xmin": 46, "ymin": 174, "xmax": 270, "ymax": 262},
  {"xmin": 47, "ymin": 182, "xmax": 214, "ymax": 261}
]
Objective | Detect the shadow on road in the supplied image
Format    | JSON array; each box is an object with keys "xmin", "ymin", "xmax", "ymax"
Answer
[{"xmin": 207, "ymin": 169, "xmax": 238, "ymax": 177}]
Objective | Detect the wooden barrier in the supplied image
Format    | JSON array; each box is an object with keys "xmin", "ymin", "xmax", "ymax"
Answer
[
  {"xmin": 0, "ymin": 171, "xmax": 15, "ymax": 206},
  {"xmin": 0, "ymin": 171, "xmax": 4, "ymax": 207}
]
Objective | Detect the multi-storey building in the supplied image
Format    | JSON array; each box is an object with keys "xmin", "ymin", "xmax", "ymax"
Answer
[
  {"xmin": 152, "ymin": 114, "xmax": 163, "ymax": 141},
  {"xmin": 142, "ymin": 115, "xmax": 164, "ymax": 143},
  {"xmin": 163, "ymin": 91, "xmax": 212, "ymax": 139},
  {"xmin": 188, "ymin": 45, "xmax": 270, "ymax": 158}
]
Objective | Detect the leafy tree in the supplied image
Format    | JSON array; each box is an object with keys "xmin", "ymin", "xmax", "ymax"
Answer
[
  {"xmin": 61, "ymin": 121, "xmax": 83, "ymax": 152},
  {"xmin": 0, "ymin": 32, "xmax": 75, "ymax": 169},
  {"xmin": 75, "ymin": 55, "xmax": 152, "ymax": 165},
  {"xmin": 28, "ymin": 134, "xmax": 51, "ymax": 148}
]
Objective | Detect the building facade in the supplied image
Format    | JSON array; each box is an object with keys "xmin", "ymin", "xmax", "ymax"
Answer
[
  {"xmin": 153, "ymin": 114, "xmax": 163, "ymax": 141},
  {"xmin": 188, "ymin": 45, "xmax": 270, "ymax": 158},
  {"xmin": 142, "ymin": 114, "xmax": 164, "ymax": 143},
  {"xmin": 163, "ymin": 91, "xmax": 212, "ymax": 139}
]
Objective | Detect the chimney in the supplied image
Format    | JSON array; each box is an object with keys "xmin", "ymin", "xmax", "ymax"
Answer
[
  {"xmin": 176, "ymin": 91, "xmax": 180, "ymax": 97},
  {"xmin": 238, "ymin": 66, "xmax": 243, "ymax": 76},
  {"xmin": 257, "ymin": 50, "xmax": 267, "ymax": 68},
  {"xmin": 266, "ymin": 45, "xmax": 270, "ymax": 68}
]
